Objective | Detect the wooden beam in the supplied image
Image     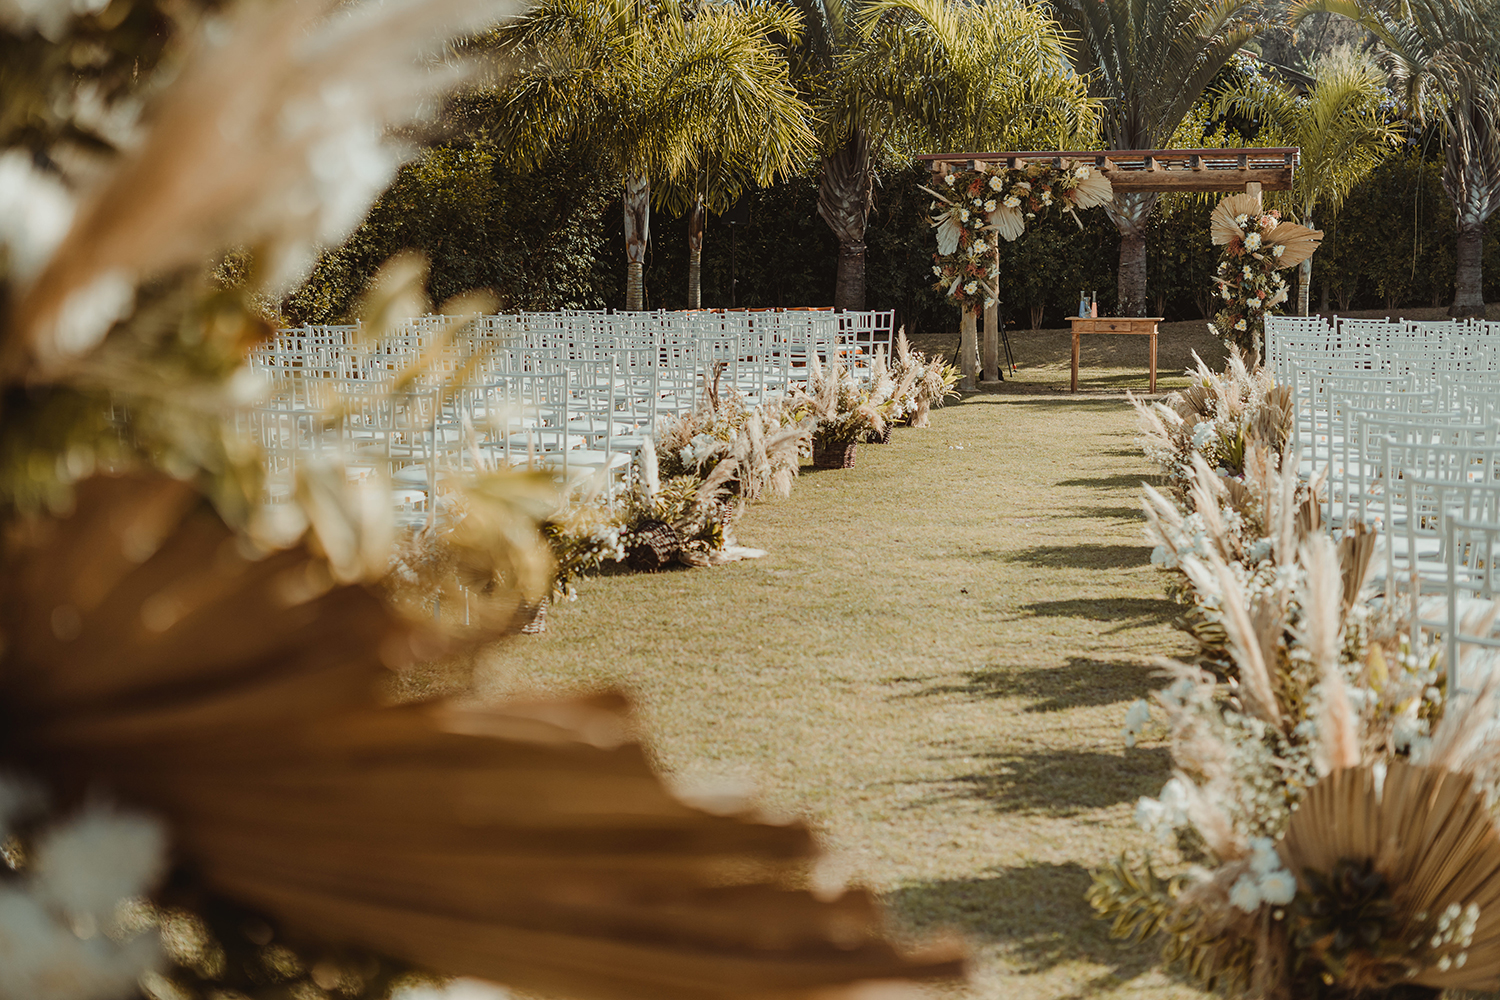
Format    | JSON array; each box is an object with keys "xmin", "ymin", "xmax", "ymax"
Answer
[{"xmin": 1102, "ymin": 168, "xmax": 1293, "ymax": 192}]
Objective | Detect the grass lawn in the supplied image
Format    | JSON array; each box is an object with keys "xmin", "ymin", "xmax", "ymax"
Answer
[{"xmin": 467, "ymin": 365, "xmax": 1208, "ymax": 999}]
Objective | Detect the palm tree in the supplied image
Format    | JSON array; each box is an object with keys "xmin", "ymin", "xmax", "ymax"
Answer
[
  {"xmin": 487, "ymin": 0, "xmax": 816, "ymax": 311},
  {"xmin": 792, "ymin": 0, "xmax": 1094, "ymax": 310},
  {"xmin": 1213, "ymin": 49, "xmax": 1405, "ymax": 314},
  {"xmin": 1291, "ymin": 0, "xmax": 1500, "ymax": 317},
  {"xmin": 1051, "ymin": 0, "xmax": 1266, "ymax": 316}
]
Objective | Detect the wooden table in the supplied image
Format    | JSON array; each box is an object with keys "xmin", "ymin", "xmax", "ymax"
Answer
[{"xmin": 1068, "ymin": 316, "xmax": 1164, "ymax": 393}]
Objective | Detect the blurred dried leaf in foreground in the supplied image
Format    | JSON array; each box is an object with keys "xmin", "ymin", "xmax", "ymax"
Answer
[{"xmin": 0, "ymin": 474, "xmax": 967, "ymax": 999}]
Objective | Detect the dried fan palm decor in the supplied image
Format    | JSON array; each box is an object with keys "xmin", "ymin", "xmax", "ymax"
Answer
[
  {"xmin": 0, "ymin": 1, "xmax": 967, "ymax": 997},
  {"xmin": 1092, "ymin": 352, "xmax": 1500, "ymax": 998},
  {"xmin": 1206, "ymin": 193, "xmax": 1322, "ymax": 358}
]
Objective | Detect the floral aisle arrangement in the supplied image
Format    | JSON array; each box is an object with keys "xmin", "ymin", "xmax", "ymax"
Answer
[
  {"xmin": 1088, "ymin": 355, "xmax": 1500, "ymax": 999},
  {"xmin": 0, "ymin": 0, "xmax": 969, "ymax": 996},
  {"xmin": 1207, "ymin": 193, "xmax": 1322, "ymax": 357},
  {"xmin": 890, "ymin": 329, "xmax": 962, "ymax": 428},
  {"xmin": 923, "ymin": 161, "xmax": 1113, "ymax": 308},
  {"xmin": 788, "ymin": 352, "xmax": 886, "ymax": 468}
]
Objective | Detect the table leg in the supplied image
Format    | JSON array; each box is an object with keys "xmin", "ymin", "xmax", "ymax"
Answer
[
  {"xmin": 1149, "ymin": 329, "xmax": 1157, "ymax": 394},
  {"xmin": 1070, "ymin": 329, "xmax": 1079, "ymax": 392}
]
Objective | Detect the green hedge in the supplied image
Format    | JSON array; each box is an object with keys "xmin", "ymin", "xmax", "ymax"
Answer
[{"xmin": 287, "ymin": 146, "xmax": 1495, "ymax": 328}]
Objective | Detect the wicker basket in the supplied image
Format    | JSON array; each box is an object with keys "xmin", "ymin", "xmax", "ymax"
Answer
[
  {"xmin": 517, "ymin": 598, "xmax": 549, "ymax": 635},
  {"xmin": 867, "ymin": 424, "xmax": 893, "ymax": 445},
  {"xmin": 626, "ymin": 519, "xmax": 683, "ymax": 572},
  {"xmin": 812, "ymin": 440, "xmax": 858, "ymax": 469}
]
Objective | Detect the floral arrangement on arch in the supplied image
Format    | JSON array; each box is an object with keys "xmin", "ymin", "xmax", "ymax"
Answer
[
  {"xmin": 923, "ymin": 160, "xmax": 1113, "ymax": 308},
  {"xmin": 1089, "ymin": 354, "xmax": 1500, "ymax": 999},
  {"xmin": 1207, "ymin": 193, "xmax": 1321, "ymax": 356}
]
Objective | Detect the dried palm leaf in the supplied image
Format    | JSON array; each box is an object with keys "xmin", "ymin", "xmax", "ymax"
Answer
[
  {"xmin": 1209, "ymin": 194, "xmax": 1264, "ymax": 246},
  {"xmin": 986, "ymin": 205, "xmax": 1025, "ymax": 243},
  {"xmin": 1278, "ymin": 762, "xmax": 1500, "ymax": 992},
  {"xmin": 1066, "ymin": 165, "xmax": 1114, "ymax": 209},
  {"xmin": 1266, "ymin": 221, "xmax": 1324, "ymax": 270},
  {"xmin": 0, "ymin": 474, "xmax": 967, "ymax": 998},
  {"xmin": 932, "ymin": 211, "xmax": 963, "ymax": 256}
]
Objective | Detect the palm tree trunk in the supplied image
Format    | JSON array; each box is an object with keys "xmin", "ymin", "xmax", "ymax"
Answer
[
  {"xmin": 1452, "ymin": 217, "xmax": 1485, "ymax": 318},
  {"xmin": 1105, "ymin": 192, "xmax": 1157, "ymax": 317},
  {"xmin": 817, "ymin": 128, "xmax": 873, "ymax": 312},
  {"xmin": 623, "ymin": 173, "xmax": 650, "ymax": 311},
  {"xmin": 1297, "ymin": 213, "xmax": 1313, "ymax": 317},
  {"xmin": 687, "ymin": 196, "xmax": 705, "ymax": 310}
]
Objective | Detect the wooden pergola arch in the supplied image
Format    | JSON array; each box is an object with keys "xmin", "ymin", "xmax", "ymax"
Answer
[{"xmin": 914, "ymin": 147, "xmax": 1300, "ymax": 385}]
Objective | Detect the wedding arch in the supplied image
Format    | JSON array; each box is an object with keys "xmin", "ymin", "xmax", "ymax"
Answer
[{"xmin": 914, "ymin": 148, "xmax": 1301, "ymax": 386}]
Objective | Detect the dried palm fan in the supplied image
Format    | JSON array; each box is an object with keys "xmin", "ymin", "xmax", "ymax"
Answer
[
  {"xmin": 0, "ymin": 474, "xmax": 966, "ymax": 998},
  {"xmin": 1209, "ymin": 194, "xmax": 1265, "ymax": 246},
  {"xmin": 1277, "ymin": 762, "xmax": 1500, "ymax": 992},
  {"xmin": 1265, "ymin": 221, "xmax": 1323, "ymax": 269},
  {"xmin": 1065, "ymin": 163, "xmax": 1114, "ymax": 209},
  {"xmin": 1208, "ymin": 194, "xmax": 1323, "ymax": 269}
]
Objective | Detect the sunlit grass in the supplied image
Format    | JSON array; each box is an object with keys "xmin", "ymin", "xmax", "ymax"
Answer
[{"xmin": 470, "ymin": 372, "xmax": 1207, "ymax": 1000}]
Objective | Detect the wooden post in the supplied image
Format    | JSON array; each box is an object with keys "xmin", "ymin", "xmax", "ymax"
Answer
[
  {"xmin": 958, "ymin": 307, "xmax": 977, "ymax": 390},
  {"xmin": 982, "ymin": 302, "xmax": 999, "ymax": 382},
  {"xmin": 1246, "ymin": 181, "xmax": 1262, "ymax": 207}
]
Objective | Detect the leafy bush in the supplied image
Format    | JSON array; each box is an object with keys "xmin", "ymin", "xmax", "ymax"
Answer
[{"xmin": 284, "ymin": 142, "xmax": 615, "ymax": 322}]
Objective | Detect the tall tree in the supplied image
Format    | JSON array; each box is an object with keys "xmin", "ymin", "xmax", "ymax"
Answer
[
  {"xmin": 487, "ymin": 0, "xmax": 815, "ymax": 311},
  {"xmin": 1292, "ymin": 0, "xmax": 1500, "ymax": 317},
  {"xmin": 1213, "ymin": 49, "xmax": 1405, "ymax": 314},
  {"xmin": 1051, "ymin": 0, "xmax": 1265, "ymax": 316},
  {"xmin": 792, "ymin": 0, "xmax": 1095, "ymax": 310}
]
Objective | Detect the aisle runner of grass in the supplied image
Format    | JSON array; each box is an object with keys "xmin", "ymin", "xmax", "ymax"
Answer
[{"xmin": 474, "ymin": 389, "xmax": 1204, "ymax": 1000}]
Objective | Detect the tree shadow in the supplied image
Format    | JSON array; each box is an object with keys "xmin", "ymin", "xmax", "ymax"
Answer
[
  {"xmin": 908, "ymin": 657, "xmax": 1161, "ymax": 714},
  {"xmin": 1055, "ymin": 472, "xmax": 1155, "ymax": 491},
  {"xmin": 1071, "ymin": 504, "xmax": 1144, "ymax": 521},
  {"xmin": 913, "ymin": 745, "xmax": 1170, "ymax": 816},
  {"xmin": 884, "ymin": 862, "xmax": 1164, "ymax": 989},
  {"xmin": 1018, "ymin": 597, "xmax": 1179, "ymax": 630},
  {"xmin": 984, "ymin": 544, "xmax": 1153, "ymax": 570}
]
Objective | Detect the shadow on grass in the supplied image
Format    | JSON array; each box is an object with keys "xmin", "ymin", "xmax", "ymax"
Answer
[
  {"xmin": 919, "ymin": 745, "xmax": 1170, "ymax": 816},
  {"xmin": 885, "ymin": 862, "xmax": 1162, "ymax": 988},
  {"xmin": 985, "ymin": 544, "xmax": 1153, "ymax": 570},
  {"xmin": 1056, "ymin": 472, "xmax": 1155, "ymax": 491},
  {"xmin": 910, "ymin": 657, "xmax": 1160, "ymax": 713},
  {"xmin": 1019, "ymin": 597, "xmax": 1180, "ymax": 630},
  {"xmin": 1071, "ymin": 505, "xmax": 1144, "ymax": 521}
]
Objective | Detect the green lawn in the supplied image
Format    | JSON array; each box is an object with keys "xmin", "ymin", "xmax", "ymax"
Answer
[{"xmin": 469, "ymin": 379, "xmax": 1206, "ymax": 1000}]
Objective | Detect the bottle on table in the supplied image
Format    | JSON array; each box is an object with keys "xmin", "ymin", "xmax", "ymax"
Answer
[
  {"xmin": 1078, "ymin": 289, "xmax": 1089, "ymax": 318},
  {"xmin": 1089, "ymin": 291, "xmax": 1098, "ymax": 318}
]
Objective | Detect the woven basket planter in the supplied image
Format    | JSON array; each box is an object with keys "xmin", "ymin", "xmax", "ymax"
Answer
[
  {"xmin": 867, "ymin": 424, "xmax": 892, "ymax": 445},
  {"xmin": 626, "ymin": 519, "xmax": 683, "ymax": 572},
  {"xmin": 812, "ymin": 440, "xmax": 858, "ymax": 469},
  {"xmin": 517, "ymin": 598, "xmax": 549, "ymax": 635}
]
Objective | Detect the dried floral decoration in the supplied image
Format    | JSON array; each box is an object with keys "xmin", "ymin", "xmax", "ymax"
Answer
[{"xmin": 923, "ymin": 161, "xmax": 1112, "ymax": 308}]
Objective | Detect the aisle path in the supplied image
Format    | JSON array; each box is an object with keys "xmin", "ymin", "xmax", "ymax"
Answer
[{"xmin": 474, "ymin": 391, "xmax": 1201, "ymax": 1000}]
